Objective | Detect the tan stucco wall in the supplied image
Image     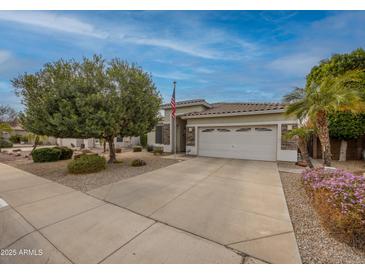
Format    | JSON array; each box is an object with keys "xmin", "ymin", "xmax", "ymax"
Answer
[
  {"xmin": 164, "ymin": 105, "xmax": 208, "ymax": 123},
  {"xmin": 186, "ymin": 113, "xmax": 295, "ymax": 125}
]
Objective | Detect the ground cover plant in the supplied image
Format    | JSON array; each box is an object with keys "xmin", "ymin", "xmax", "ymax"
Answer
[{"xmin": 302, "ymin": 167, "xmax": 365, "ymax": 249}]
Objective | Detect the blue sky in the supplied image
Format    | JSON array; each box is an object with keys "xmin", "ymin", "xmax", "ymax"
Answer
[{"xmin": 0, "ymin": 10, "xmax": 364, "ymax": 110}]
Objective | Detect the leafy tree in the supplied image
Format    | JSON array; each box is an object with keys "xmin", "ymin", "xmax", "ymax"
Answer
[
  {"xmin": 13, "ymin": 55, "xmax": 161, "ymax": 163},
  {"xmin": 328, "ymin": 112, "xmax": 365, "ymax": 161},
  {"xmin": 0, "ymin": 105, "xmax": 17, "ymax": 135},
  {"xmin": 285, "ymin": 50, "xmax": 365, "ymax": 166},
  {"xmin": 0, "ymin": 105, "xmax": 18, "ymax": 125},
  {"xmin": 306, "ymin": 48, "xmax": 365, "ymax": 91}
]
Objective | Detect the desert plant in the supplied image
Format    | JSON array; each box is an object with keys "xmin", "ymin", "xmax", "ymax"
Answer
[
  {"xmin": 302, "ymin": 168, "xmax": 365, "ymax": 249},
  {"xmin": 68, "ymin": 154, "xmax": 106, "ymax": 174},
  {"xmin": 147, "ymin": 145, "xmax": 154, "ymax": 152},
  {"xmin": 31, "ymin": 147, "xmax": 61, "ymax": 163},
  {"xmin": 153, "ymin": 146, "xmax": 163, "ymax": 155},
  {"xmin": 133, "ymin": 146, "xmax": 142, "ymax": 152},
  {"xmin": 284, "ymin": 126, "xmax": 314, "ymax": 168},
  {"xmin": 115, "ymin": 148, "xmax": 122, "ymax": 153},
  {"xmin": 0, "ymin": 138, "xmax": 13, "ymax": 149},
  {"xmin": 53, "ymin": 146, "xmax": 73, "ymax": 160},
  {"xmin": 131, "ymin": 159, "xmax": 146, "ymax": 167}
]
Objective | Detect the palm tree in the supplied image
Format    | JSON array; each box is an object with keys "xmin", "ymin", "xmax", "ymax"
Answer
[
  {"xmin": 284, "ymin": 70, "xmax": 365, "ymax": 166},
  {"xmin": 284, "ymin": 126, "xmax": 314, "ymax": 169}
]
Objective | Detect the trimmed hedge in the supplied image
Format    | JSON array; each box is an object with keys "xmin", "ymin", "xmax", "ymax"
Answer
[
  {"xmin": 147, "ymin": 145, "xmax": 153, "ymax": 152},
  {"xmin": 54, "ymin": 146, "xmax": 73, "ymax": 160},
  {"xmin": 131, "ymin": 159, "xmax": 146, "ymax": 167},
  {"xmin": 68, "ymin": 154, "xmax": 106, "ymax": 174},
  {"xmin": 133, "ymin": 146, "xmax": 142, "ymax": 152},
  {"xmin": 153, "ymin": 146, "xmax": 163, "ymax": 155},
  {"xmin": 32, "ymin": 147, "xmax": 61, "ymax": 163},
  {"xmin": 0, "ymin": 139, "xmax": 13, "ymax": 149}
]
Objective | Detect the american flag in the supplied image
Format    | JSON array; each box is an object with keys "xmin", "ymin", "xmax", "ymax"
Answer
[{"xmin": 171, "ymin": 81, "xmax": 176, "ymax": 119}]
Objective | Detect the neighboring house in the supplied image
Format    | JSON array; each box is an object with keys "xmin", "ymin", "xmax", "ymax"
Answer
[
  {"xmin": 1, "ymin": 125, "xmax": 27, "ymax": 140},
  {"xmin": 57, "ymin": 136, "xmax": 140, "ymax": 149},
  {"xmin": 1, "ymin": 125, "xmax": 57, "ymax": 145},
  {"xmin": 147, "ymin": 99, "xmax": 299, "ymax": 162}
]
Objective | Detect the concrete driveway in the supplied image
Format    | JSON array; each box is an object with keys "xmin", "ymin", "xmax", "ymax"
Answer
[{"xmin": 0, "ymin": 158, "xmax": 301, "ymax": 264}]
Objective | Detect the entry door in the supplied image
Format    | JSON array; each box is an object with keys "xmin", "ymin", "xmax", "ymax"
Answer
[{"xmin": 198, "ymin": 126, "xmax": 277, "ymax": 161}]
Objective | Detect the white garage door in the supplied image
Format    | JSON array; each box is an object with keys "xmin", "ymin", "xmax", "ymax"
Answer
[{"xmin": 198, "ymin": 126, "xmax": 277, "ymax": 161}]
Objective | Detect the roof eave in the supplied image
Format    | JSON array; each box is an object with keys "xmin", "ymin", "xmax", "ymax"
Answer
[
  {"xmin": 162, "ymin": 101, "xmax": 212, "ymax": 110},
  {"xmin": 181, "ymin": 109, "xmax": 286, "ymax": 119}
]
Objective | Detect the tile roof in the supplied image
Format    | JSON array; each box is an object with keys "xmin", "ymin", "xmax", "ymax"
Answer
[
  {"xmin": 162, "ymin": 99, "xmax": 210, "ymax": 109},
  {"xmin": 183, "ymin": 102, "xmax": 286, "ymax": 117}
]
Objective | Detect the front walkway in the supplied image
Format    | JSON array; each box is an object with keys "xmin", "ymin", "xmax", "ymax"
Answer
[{"xmin": 0, "ymin": 158, "xmax": 301, "ymax": 264}]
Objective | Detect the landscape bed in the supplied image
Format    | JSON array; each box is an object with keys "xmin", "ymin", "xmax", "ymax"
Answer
[
  {"xmin": 280, "ymin": 162, "xmax": 365, "ymax": 263},
  {"xmin": 0, "ymin": 150, "xmax": 179, "ymax": 192}
]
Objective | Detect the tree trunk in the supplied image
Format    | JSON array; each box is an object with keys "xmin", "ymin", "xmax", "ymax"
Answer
[
  {"xmin": 339, "ymin": 139, "xmax": 347, "ymax": 162},
  {"xmin": 107, "ymin": 137, "xmax": 116, "ymax": 164},
  {"xmin": 103, "ymin": 139, "xmax": 106, "ymax": 153},
  {"xmin": 316, "ymin": 111, "xmax": 332, "ymax": 166},
  {"xmin": 298, "ymin": 138, "xmax": 314, "ymax": 169},
  {"xmin": 31, "ymin": 135, "xmax": 40, "ymax": 154}
]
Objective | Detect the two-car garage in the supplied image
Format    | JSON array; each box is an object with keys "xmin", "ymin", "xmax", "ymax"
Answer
[{"xmin": 197, "ymin": 125, "xmax": 277, "ymax": 161}]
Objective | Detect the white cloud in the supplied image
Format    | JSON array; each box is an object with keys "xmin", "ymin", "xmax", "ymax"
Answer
[
  {"xmin": 268, "ymin": 53, "xmax": 322, "ymax": 76},
  {"xmin": 0, "ymin": 11, "xmax": 107, "ymax": 38},
  {"xmin": 0, "ymin": 50, "xmax": 11, "ymax": 64},
  {"xmin": 152, "ymin": 71, "xmax": 191, "ymax": 80},
  {"xmin": 0, "ymin": 11, "xmax": 261, "ymax": 60},
  {"xmin": 121, "ymin": 35, "xmax": 226, "ymax": 60}
]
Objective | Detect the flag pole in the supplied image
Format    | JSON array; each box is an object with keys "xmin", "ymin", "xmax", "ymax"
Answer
[{"xmin": 173, "ymin": 81, "xmax": 177, "ymax": 159}]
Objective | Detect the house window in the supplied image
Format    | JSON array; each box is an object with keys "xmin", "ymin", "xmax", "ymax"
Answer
[
  {"xmin": 217, "ymin": 128, "xmax": 230, "ymax": 132},
  {"xmin": 202, "ymin": 128, "xmax": 215, "ymax": 132},
  {"xmin": 236, "ymin": 128, "xmax": 251, "ymax": 132},
  {"xmin": 255, "ymin": 127, "xmax": 272, "ymax": 132},
  {"xmin": 155, "ymin": 125, "xmax": 163, "ymax": 144}
]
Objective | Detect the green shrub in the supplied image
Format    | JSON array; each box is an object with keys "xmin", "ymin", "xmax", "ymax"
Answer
[
  {"xmin": 9, "ymin": 134, "xmax": 22, "ymax": 144},
  {"xmin": 32, "ymin": 147, "xmax": 61, "ymax": 163},
  {"xmin": 153, "ymin": 146, "xmax": 163, "ymax": 155},
  {"xmin": 74, "ymin": 152, "xmax": 98, "ymax": 160},
  {"xmin": 147, "ymin": 145, "xmax": 153, "ymax": 152},
  {"xmin": 0, "ymin": 138, "xmax": 13, "ymax": 149},
  {"xmin": 20, "ymin": 135, "xmax": 29, "ymax": 143},
  {"xmin": 131, "ymin": 159, "xmax": 146, "ymax": 167},
  {"xmin": 140, "ymin": 134, "xmax": 147, "ymax": 148},
  {"xmin": 133, "ymin": 146, "xmax": 142, "ymax": 152},
  {"xmin": 68, "ymin": 154, "xmax": 106, "ymax": 174},
  {"xmin": 53, "ymin": 146, "xmax": 73, "ymax": 160}
]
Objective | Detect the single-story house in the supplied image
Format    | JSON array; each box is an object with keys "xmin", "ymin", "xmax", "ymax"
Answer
[
  {"xmin": 57, "ymin": 136, "xmax": 140, "ymax": 149},
  {"xmin": 147, "ymin": 99, "xmax": 299, "ymax": 162}
]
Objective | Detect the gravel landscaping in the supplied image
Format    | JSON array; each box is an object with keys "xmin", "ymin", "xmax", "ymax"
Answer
[
  {"xmin": 1, "ymin": 150, "xmax": 180, "ymax": 192},
  {"xmin": 280, "ymin": 170, "xmax": 365, "ymax": 263}
]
